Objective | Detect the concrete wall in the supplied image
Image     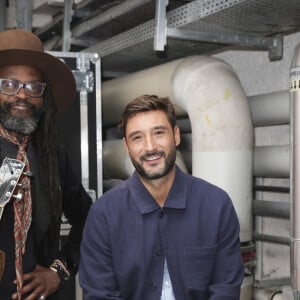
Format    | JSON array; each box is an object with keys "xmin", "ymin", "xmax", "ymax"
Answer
[{"xmin": 214, "ymin": 32, "xmax": 300, "ymax": 95}]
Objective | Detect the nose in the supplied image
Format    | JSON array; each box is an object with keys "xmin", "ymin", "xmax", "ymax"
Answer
[
  {"xmin": 15, "ymin": 86, "xmax": 28, "ymax": 99},
  {"xmin": 144, "ymin": 135, "xmax": 156, "ymax": 151}
]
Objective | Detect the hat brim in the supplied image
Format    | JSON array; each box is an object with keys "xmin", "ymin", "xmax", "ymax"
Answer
[{"xmin": 0, "ymin": 49, "xmax": 76, "ymax": 111}]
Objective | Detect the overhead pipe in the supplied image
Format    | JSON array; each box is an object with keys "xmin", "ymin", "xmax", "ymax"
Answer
[
  {"xmin": 102, "ymin": 58, "xmax": 186, "ymax": 127},
  {"xmin": 154, "ymin": 89, "xmax": 289, "ymax": 134},
  {"xmin": 290, "ymin": 43, "xmax": 300, "ymax": 296},
  {"xmin": 73, "ymin": 0, "xmax": 153, "ymax": 38},
  {"xmin": 179, "ymin": 134, "xmax": 289, "ymax": 178}
]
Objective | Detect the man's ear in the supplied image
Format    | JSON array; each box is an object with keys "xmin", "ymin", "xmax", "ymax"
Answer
[{"xmin": 174, "ymin": 125, "xmax": 181, "ymax": 147}]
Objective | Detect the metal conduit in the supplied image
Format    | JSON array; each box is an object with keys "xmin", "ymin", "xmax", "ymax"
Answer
[
  {"xmin": 248, "ymin": 91, "xmax": 289, "ymax": 126},
  {"xmin": 290, "ymin": 42, "xmax": 300, "ymax": 296},
  {"xmin": 180, "ymin": 133, "xmax": 289, "ymax": 178},
  {"xmin": 253, "ymin": 200, "xmax": 289, "ymax": 219},
  {"xmin": 254, "ymin": 233, "xmax": 290, "ymax": 245},
  {"xmin": 73, "ymin": 0, "xmax": 153, "ymax": 37},
  {"xmin": 254, "ymin": 145, "xmax": 289, "ymax": 178}
]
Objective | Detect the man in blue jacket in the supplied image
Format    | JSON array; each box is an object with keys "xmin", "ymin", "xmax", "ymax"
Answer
[{"xmin": 79, "ymin": 94, "xmax": 244, "ymax": 299}]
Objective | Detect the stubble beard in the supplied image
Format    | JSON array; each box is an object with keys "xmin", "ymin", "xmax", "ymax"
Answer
[
  {"xmin": 130, "ymin": 146, "xmax": 177, "ymax": 180},
  {"xmin": 0, "ymin": 100, "xmax": 43, "ymax": 135}
]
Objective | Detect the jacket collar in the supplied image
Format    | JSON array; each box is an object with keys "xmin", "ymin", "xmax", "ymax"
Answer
[{"xmin": 129, "ymin": 165, "xmax": 187, "ymax": 214}]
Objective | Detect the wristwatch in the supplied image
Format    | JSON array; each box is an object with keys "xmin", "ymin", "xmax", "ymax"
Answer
[{"xmin": 50, "ymin": 259, "xmax": 71, "ymax": 282}]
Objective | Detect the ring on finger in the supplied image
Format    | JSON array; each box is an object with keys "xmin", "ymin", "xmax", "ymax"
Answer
[{"xmin": 39, "ymin": 295, "xmax": 45, "ymax": 300}]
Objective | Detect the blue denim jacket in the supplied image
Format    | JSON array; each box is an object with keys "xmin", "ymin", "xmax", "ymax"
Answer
[{"xmin": 79, "ymin": 166, "xmax": 244, "ymax": 299}]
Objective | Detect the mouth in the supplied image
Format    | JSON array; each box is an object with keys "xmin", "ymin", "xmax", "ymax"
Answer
[
  {"xmin": 144, "ymin": 154, "xmax": 161, "ymax": 161},
  {"xmin": 141, "ymin": 151, "xmax": 165, "ymax": 164},
  {"xmin": 8, "ymin": 104, "xmax": 33, "ymax": 117},
  {"xmin": 11, "ymin": 104, "xmax": 30, "ymax": 109}
]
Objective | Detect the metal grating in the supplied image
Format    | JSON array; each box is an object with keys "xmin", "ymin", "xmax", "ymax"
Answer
[
  {"xmin": 32, "ymin": 0, "xmax": 300, "ymax": 73},
  {"xmin": 79, "ymin": 0, "xmax": 300, "ymax": 74}
]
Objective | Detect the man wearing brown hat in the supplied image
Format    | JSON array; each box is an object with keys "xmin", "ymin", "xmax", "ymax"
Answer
[{"xmin": 0, "ymin": 29, "xmax": 92, "ymax": 300}]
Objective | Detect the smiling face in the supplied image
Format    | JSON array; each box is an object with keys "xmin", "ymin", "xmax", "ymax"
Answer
[
  {"xmin": 123, "ymin": 110, "xmax": 180, "ymax": 181},
  {"xmin": 0, "ymin": 65, "xmax": 45, "ymax": 134}
]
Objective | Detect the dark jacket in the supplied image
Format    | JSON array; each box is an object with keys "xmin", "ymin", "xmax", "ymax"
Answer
[
  {"xmin": 79, "ymin": 166, "xmax": 244, "ymax": 300},
  {"xmin": 0, "ymin": 137, "xmax": 92, "ymax": 299}
]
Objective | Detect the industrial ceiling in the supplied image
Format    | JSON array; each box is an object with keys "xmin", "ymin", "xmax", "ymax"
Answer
[{"xmin": 3, "ymin": 0, "xmax": 300, "ymax": 77}]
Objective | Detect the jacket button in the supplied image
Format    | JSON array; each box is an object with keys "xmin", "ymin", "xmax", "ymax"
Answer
[
  {"xmin": 150, "ymin": 283, "xmax": 157, "ymax": 290},
  {"xmin": 155, "ymin": 249, "xmax": 163, "ymax": 256}
]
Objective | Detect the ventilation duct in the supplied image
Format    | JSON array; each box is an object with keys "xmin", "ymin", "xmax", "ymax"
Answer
[{"xmin": 171, "ymin": 56, "xmax": 253, "ymax": 242}]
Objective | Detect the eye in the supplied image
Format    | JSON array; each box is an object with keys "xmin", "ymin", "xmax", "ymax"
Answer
[
  {"xmin": 154, "ymin": 130, "xmax": 165, "ymax": 136},
  {"xmin": 3, "ymin": 79, "xmax": 18, "ymax": 91},
  {"xmin": 131, "ymin": 134, "xmax": 142, "ymax": 141},
  {"xmin": 26, "ymin": 82, "xmax": 45, "ymax": 96}
]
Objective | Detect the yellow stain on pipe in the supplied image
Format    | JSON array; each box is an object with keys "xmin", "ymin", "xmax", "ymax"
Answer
[
  {"xmin": 224, "ymin": 88, "xmax": 231, "ymax": 100},
  {"xmin": 205, "ymin": 114, "xmax": 212, "ymax": 127}
]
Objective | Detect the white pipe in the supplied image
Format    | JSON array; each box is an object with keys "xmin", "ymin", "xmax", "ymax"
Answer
[
  {"xmin": 102, "ymin": 58, "xmax": 186, "ymax": 127},
  {"xmin": 248, "ymin": 91, "xmax": 289, "ymax": 126},
  {"xmin": 171, "ymin": 56, "xmax": 253, "ymax": 242},
  {"xmin": 103, "ymin": 69, "xmax": 289, "ymax": 129},
  {"xmin": 180, "ymin": 134, "xmax": 289, "ymax": 178}
]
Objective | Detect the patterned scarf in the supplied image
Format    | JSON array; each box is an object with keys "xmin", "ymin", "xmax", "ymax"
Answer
[{"xmin": 0, "ymin": 124, "xmax": 32, "ymax": 300}]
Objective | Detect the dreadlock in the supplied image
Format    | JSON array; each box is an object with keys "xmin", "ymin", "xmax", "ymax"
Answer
[{"xmin": 34, "ymin": 86, "xmax": 62, "ymax": 239}]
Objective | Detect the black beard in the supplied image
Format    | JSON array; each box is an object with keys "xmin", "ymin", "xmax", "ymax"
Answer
[
  {"xmin": 130, "ymin": 147, "xmax": 177, "ymax": 180},
  {"xmin": 0, "ymin": 99, "xmax": 43, "ymax": 135}
]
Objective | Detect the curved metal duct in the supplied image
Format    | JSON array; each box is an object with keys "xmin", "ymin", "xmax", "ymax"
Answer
[
  {"xmin": 171, "ymin": 56, "xmax": 253, "ymax": 242},
  {"xmin": 102, "ymin": 55, "xmax": 253, "ymax": 243}
]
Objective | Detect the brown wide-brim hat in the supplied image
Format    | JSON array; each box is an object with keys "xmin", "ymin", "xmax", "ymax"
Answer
[{"xmin": 0, "ymin": 29, "xmax": 76, "ymax": 111}]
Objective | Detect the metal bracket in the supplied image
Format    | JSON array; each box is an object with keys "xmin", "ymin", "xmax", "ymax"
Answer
[
  {"xmin": 154, "ymin": 0, "xmax": 168, "ymax": 51},
  {"xmin": 72, "ymin": 70, "xmax": 94, "ymax": 93},
  {"xmin": 72, "ymin": 54, "xmax": 95, "ymax": 93},
  {"xmin": 154, "ymin": 0, "xmax": 283, "ymax": 61}
]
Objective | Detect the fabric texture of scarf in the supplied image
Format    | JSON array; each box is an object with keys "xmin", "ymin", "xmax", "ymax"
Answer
[{"xmin": 0, "ymin": 124, "xmax": 32, "ymax": 300}]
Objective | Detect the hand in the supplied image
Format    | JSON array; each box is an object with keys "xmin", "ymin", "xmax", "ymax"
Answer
[{"xmin": 12, "ymin": 264, "xmax": 61, "ymax": 300}]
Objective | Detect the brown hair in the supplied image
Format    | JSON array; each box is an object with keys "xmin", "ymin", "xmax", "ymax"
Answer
[{"xmin": 119, "ymin": 95, "xmax": 177, "ymax": 138}]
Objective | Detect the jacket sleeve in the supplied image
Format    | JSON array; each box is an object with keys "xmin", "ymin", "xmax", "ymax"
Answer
[
  {"xmin": 58, "ymin": 146, "xmax": 93, "ymax": 274},
  {"xmin": 209, "ymin": 195, "xmax": 244, "ymax": 299},
  {"xmin": 79, "ymin": 202, "xmax": 123, "ymax": 300}
]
